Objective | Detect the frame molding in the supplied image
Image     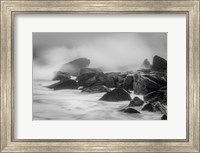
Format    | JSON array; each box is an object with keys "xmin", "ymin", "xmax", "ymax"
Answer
[{"xmin": 1, "ymin": 0, "xmax": 199, "ymax": 152}]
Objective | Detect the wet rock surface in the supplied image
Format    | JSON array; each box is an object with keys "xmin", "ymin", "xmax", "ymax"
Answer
[
  {"xmin": 47, "ymin": 79, "xmax": 78, "ymax": 90},
  {"xmin": 77, "ymin": 72, "xmax": 115, "ymax": 88},
  {"xmin": 133, "ymin": 73, "xmax": 166, "ymax": 95},
  {"xmin": 99, "ymin": 88, "xmax": 132, "ymax": 102},
  {"xmin": 152, "ymin": 55, "xmax": 167, "ymax": 72},
  {"xmin": 161, "ymin": 114, "xmax": 167, "ymax": 120},
  {"xmin": 129, "ymin": 97, "xmax": 144, "ymax": 107},
  {"xmin": 121, "ymin": 107, "xmax": 141, "ymax": 114},
  {"xmin": 141, "ymin": 103, "xmax": 157, "ymax": 112},
  {"xmin": 123, "ymin": 75, "xmax": 134, "ymax": 91}
]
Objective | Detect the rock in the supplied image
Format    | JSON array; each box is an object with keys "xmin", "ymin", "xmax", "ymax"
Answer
[
  {"xmin": 141, "ymin": 103, "xmax": 157, "ymax": 112},
  {"xmin": 106, "ymin": 72, "xmax": 121, "ymax": 80},
  {"xmin": 123, "ymin": 75, "xmax": 133, "ymax": 90},
  {"xmin": 52, "ymin": 71, "xmax": 71, "ymax": 81},
  {"xmin": 129, "ymin": 97, "xmax": 144, "ymax": 107},
  {"xmin": 77, "ymin": 71, "xmax": 115, "ymax": 88},
  {"xmin": 99, "ymin": 88, "xmax": 132, "ymax": 102},
  {"xmin": 160, "ymin": 86, "xmax": 167, "ymax": 90},
  {"xmin": 77, "ymin": 73, "xmax": 97, "ymax": 87},
  {"xmin": 143, "ymin": 88, "xmax": 167, "ymax": 105},
  {"xmin": 60, "ymin": 58, "xmax": 90, "ymax": 76},
  {"xmin": 155, "ymin": 102, "xmax": 167, "ymax": 115},
  {"xmin": 47, "ymin": 79, "xmax": 78, "ymax": 90},
  {"xmin": 143, "ymin": 74, "xmax": 167, "ymax": 87},
  {"xmin": 116, "ymin": 76, "xmax": 126, "ymax": 87},
  {"xmin": 106, "ymin": 77, "xmax": 116, "ymax": 88},
  {"xmin": 143, "ymin": 91, "xmax": 159, "ymax": 103},
  {"xmin": 157, "ymin": 90, "xmax": 167, "ymax": 105},
  {"xmin": 161, "ymin": 114, "xmax": 167, "ymax": 120},
  {"xmin": 95, "ymin": 73, "xmax": 115, "ymax": 88},
  {"xmin": 84, "ymin": 75, "xmax": 97, "ymax": 87},
  {"xmin": 105, "ymin": 72, "xmax": 119, "ymax": 87},
  {"xmin": 78, "ymin": 68, "xmax": 103, "ymax": 76},
  {"xmin": 82, "ymin": 85, "xmax": 111, "ymax": 93},
  {"xmin": 121, "ymin": 107, "xmax": 140, "ymax": 114},
  {"xmin": 133, "ymin": 73, "xmax": 162, "ymax": 95},
  {"xmin": 142, "ymin": 58, "xmax": 151, "ymax": 69},
  {"xmin": 152, "ymin": 55, "xmax": 167, "ymax": 72},
  {"xmin": 105, "ymin": 72, "xmax": 128, "ymax": 88}
]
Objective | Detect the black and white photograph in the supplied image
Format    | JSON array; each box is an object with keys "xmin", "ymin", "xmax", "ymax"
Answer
[{"xmin": 33, "ymin": 32, "xmax": 167, "ymax": 120}]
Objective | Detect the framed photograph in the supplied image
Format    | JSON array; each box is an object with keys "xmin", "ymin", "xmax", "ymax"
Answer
[{"xmin": 0, "ymin": 0, "xmax": 199, "ymax": 152}]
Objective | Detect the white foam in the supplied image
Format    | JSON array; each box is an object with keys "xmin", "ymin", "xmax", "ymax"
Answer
[{"xmin": 33, "ymin": 80, "xmax": 162, "ymax": 120}]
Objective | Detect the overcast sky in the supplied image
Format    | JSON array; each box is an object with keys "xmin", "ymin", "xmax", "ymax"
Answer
[{"xmin": 33, "ymin": 32, "xmax": 167, "ymax": 79}]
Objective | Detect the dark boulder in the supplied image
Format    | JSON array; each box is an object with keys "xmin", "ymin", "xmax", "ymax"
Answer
[
  {"xmin": 142, "ymin": 74, "xmax": 167, "ymax": 87},
  {"xmin": 143, "ymin": 91, "xmax": 159, "ymax": 103},
  {"xmin": 77, "ymin": 73, "xmax": 97, "ymax": 87},
  {"xmin": 155, "ymin": 102, "xmax": 167, "ymax": 115},
  {"xmin": 142, "ymin": 58, "xmax": 151, "ymax": 69},
  {"xmin": 152, "ymin": 56, "xmax": 167, "ymax": 72},
  {"xmin": 95, "ymin": 73, "xmax": 115, "ymax": 88},
  {"xmin": 59, "ymin": 58, "xmax": 90, "ymax": 76},
  {"xmin": 99, "ymin": 88, "xmax": 132, "ymax": 102},
  {"xmin": 77, "ymin": 71, "xmax": 115, "ymax": 88},
  {"xmin": 105, "ymin": 72, "xmax": 119, "ymax": 87},
  {"xmin": 161, "ymin": 114, "xmax": 167, "ymax": 120},
  {"xmin": 141, "ymin": 103, "xmax": 157, "ymax": 112},
  {"xmin": 83, "ymin": 75, "xmax": 96, "ymax": 87},
  {"xmin": 123, "ymin": 75, "xmax": 134, "ymax": 90},
  {"xmin": 121, "ymin": 107, "xmax": 140, "ymax": 114},
  {"xmin": 52, "ymin": 71, "xmax": 71, "ymax": 81},
  {"xmin": 129, "ymin": 97, "xmax": 144, "ymax": 107},
  {"xmin": 82, "ymin": 85, "xmax": 111, "ymax": 93},
  {"xmin": 116, "ymin": 76, "xmax": 126, "ymax": 87},
  {"xmin": 47, "ymin": 79, "xmax": 78, "ymax": 90},
  {"xmin": 160, "ymin": 86, "xmax": 167, "ymax": 90},
  {"xmin": 157, "ymin": 90, "xmax": 167, "ymax": 105},
  {"xmin": 106, "ymin": 72, "xmax": 121, "ymax": 81},
  {"xmin": 143, "ymin": 88, "xmax": 167, "ymax": 105},
  {"xmin": 105, "ymin": 72, "xmax": 128, "ymax": 88},
  {"xmin": 133, "ymin": 73, "xmax": 162, "ymax": 95},
  {"xmin": 78, "ymin": 68, "xmax": 103, "ymax": 76}
]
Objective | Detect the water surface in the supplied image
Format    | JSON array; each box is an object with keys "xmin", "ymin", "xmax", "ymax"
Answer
[{"xmin": 33, "ymin": 80, "xmax": 162, "ymax": 120}]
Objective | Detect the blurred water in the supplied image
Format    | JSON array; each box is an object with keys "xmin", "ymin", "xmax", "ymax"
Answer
[{"xmin": 33, "ymin": 80, "xmax": 162, "ymax": 120}]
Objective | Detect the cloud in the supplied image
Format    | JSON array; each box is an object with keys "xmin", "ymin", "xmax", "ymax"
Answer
[{"xmin": 33, "ymin": 32, "xmax": 167, "ymax": 79}]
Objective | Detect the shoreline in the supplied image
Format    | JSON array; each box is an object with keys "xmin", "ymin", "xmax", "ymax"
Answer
[{"xmin": 33, "ymin": 79, "xmax": 163, "ymax": 120}]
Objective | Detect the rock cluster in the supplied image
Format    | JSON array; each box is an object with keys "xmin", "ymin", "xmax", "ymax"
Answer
[
  {"xmin": 47, "ymin": 55, "xmax": 167, "ymax": 120},
  {"xmin": 77, "ymin": 68, "xmax": 115, "ymax": 88}
]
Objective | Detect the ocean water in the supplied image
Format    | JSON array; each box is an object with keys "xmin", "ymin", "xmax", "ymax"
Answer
[{"xmin": 33, "ymin": 80, "xmax": 163, "ymax": 120}]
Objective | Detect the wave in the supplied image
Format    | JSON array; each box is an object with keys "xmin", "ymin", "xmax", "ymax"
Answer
[{"xmin": 33, "ymin": 79, "xmax": 162, "ymax": 120}]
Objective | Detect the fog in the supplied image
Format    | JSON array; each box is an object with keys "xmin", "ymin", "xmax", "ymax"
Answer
[{"xmin": 33, "ymin": 32, "xmax": 167, "ymax": 80}]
